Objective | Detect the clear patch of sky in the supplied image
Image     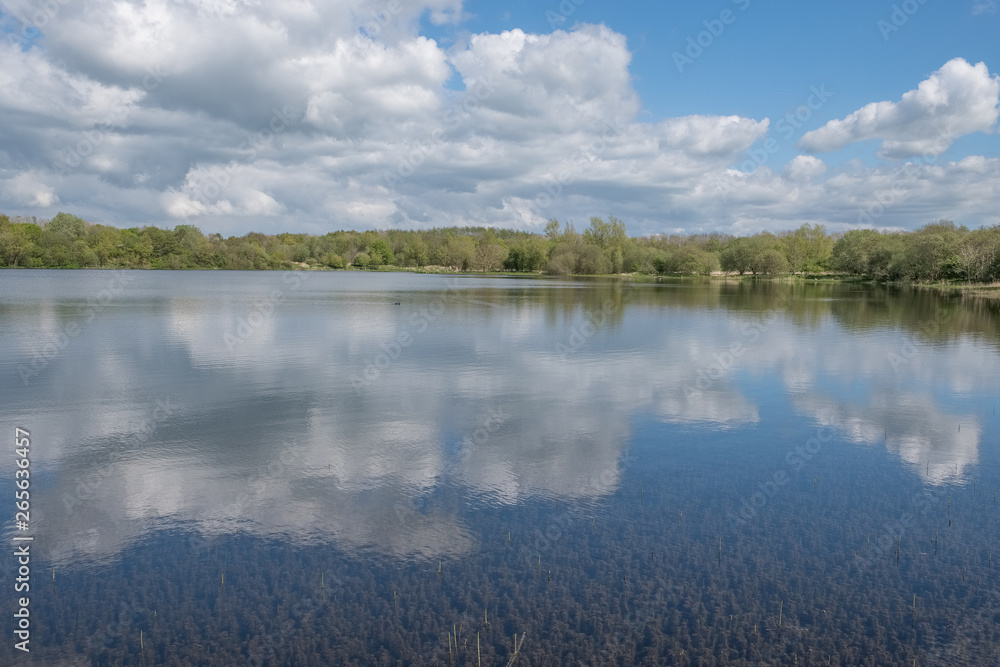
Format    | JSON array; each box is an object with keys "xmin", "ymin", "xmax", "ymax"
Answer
[{"xmin": 0, "ymin": 9, "xmax": 43, "ymax": 51}]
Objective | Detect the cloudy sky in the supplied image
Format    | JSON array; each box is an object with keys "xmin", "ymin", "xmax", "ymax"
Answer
[{"xmin": 1, "ymin": 0, "xmax": 998, "ymax": 236}]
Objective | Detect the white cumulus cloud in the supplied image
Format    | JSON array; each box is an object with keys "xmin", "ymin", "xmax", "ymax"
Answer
[
  {"xmin": 798, "ymin": 58, "xmax": 1000, "ymax": 159},
  {"xmin": 784, "ymin": 155, "xmax": 827, "ymax": 181}
]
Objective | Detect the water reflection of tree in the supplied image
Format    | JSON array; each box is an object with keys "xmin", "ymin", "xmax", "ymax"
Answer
[{"xmin": 525, "ymin": 278, "xmax": 1000, "ymax": 349}]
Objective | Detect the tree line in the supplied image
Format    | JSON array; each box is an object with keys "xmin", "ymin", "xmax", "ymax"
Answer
[{"xmin": 1, "ymin": 212, "xmax": 998, "ymax": 282}]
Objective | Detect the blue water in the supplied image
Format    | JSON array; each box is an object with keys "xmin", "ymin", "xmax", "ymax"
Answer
[{"xmin": 0, "ymin": 270, "xmax": 998, "ymax": 664}]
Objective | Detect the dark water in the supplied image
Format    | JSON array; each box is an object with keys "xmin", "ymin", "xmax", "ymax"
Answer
[{"xmin": 1, "ymin": 270, "xmax": 998, "ymax": 665}]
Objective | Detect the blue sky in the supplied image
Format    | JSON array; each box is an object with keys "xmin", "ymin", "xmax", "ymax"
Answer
[
  {"xmin": 0, "ymin": 0, "xmax": 998, "ymax": 236},
  {"xmin": 447, "ymin": 0, "xmax": 1000, "ymax": 166}
]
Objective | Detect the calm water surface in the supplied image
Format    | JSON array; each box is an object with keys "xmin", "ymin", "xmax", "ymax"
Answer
[{"xmin": 1, "ymin": 270, "xmax": 999, "ymax": 665}]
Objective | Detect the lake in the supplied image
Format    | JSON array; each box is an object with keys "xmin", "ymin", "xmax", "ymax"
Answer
[{"xmin": 1, "ymin": 269, "xmax": 999, "ymax": 665}]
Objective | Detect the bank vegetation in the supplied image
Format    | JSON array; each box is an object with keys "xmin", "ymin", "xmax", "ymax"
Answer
[{"xmin": 2, "ymin": 213, "xmax": 999, "ymax": 285}]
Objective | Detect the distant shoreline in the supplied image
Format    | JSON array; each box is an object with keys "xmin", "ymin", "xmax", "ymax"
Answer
[{"xmin": 3, "ymin": 265, "xmax": 998, "ymax": 298}]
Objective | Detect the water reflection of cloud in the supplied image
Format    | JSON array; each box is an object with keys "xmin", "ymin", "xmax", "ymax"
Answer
[
  {"xmin": 656, "ymin": 389, "xmax": 759, "ymax": 427},
  {"xmin": 794, "ymin": 393, "xmax": 979, "ymax": 485},
  {"xmin": 5, "ymin": 276, "xmax": 1000, "ymax": 565}
]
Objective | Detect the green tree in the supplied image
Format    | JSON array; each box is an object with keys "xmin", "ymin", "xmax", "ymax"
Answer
[
  {"xmin": 583, "ymin": 216, "xmax": 627, "ymax": 273},
  {"xmin": 75, "ymin": 239, "xmax": 100, "ymax": 267},
  {"xmin": 546, "ymin": 244, "xmax": 579, "ymax": 275},
  {"xmin": 544, "ymin": 219, "xmax": 561, "ymax": 240},
  {"xmin": 957, "ymin": 227, "xmax": 1000, "ymax": 283},
  {"xmin": 893, "ymin": 220, "xmax": 964, "ymax": 281},
  {"xmin": 46, "ymin": 212, "xmax": 87, "ymax": 241},
  {"xmin": 142, "ymin": 226, "xmax": 179, "ymax": 258},
  {"xmin": 719, "ymin": 237, "xmax": 756, "ymax": 275},
  {"xmin": 122, "ymin": 230, "xmax": 154, "ymax": 267},
  {"xmin": 623, "ymin": 243, "xmax": 661, "ymax": 274},
  {"xmin": 755, "ymin": 249, "xmax": 788, "ymax": 275},
  {"xmin": 720, "ymin": 234, "xmax": 786, "ymax": 275},
  {"xmin": 781, "ymin": 223, "xmax": 831, "ymax": 273},
  {"xmin": 174, "ymin": 225, "xmax": 216, "ymax": 265},
  {"xmin": 583, "ymin": 216, "xmax": 627, "ymax": 249},
  {"xmin": 437, "ymin": 235, "xmax": 476, "ymax": 270},
  {"xmin": 474, "ymin": 236, "xmax": 508, "ymax": 272},
  {"xmin": 87, "ymin": 225, "xmax": 124, "ymax": 266},
  {"xmin": 397, "ymin": 236, "xmax": 429, "ymax": 267},
  {"xmin": 0, "ymin": 222, "xmax": 38, "ymax": 267},
  {"xmin": 577, "ymin": 244, "xmax": 611, "ymax": 274},
  {"xmin": 831, "ymin": 229, "xmax": 877, "ymax": 276},
  {"xmin": 4, "ymin": 210, "xmax": 993, "ymax": 283},
  {"xmin": 503, "ymin": 237, "xmax": 549, "ymax": 272},
  {"xmin": 367, "ymin": 239, "xmax": 395, "ymax": 266},
  {"xmin": 831, "ymin": 229, "xmax": 905, "ymax": 279},
  {"xmin": 548, "ymin": 241, "xmax": 610, "ymax": 275},
  {"xmin": 673, "ymin": 245, "xmax": 720, "ymax": 275}
]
